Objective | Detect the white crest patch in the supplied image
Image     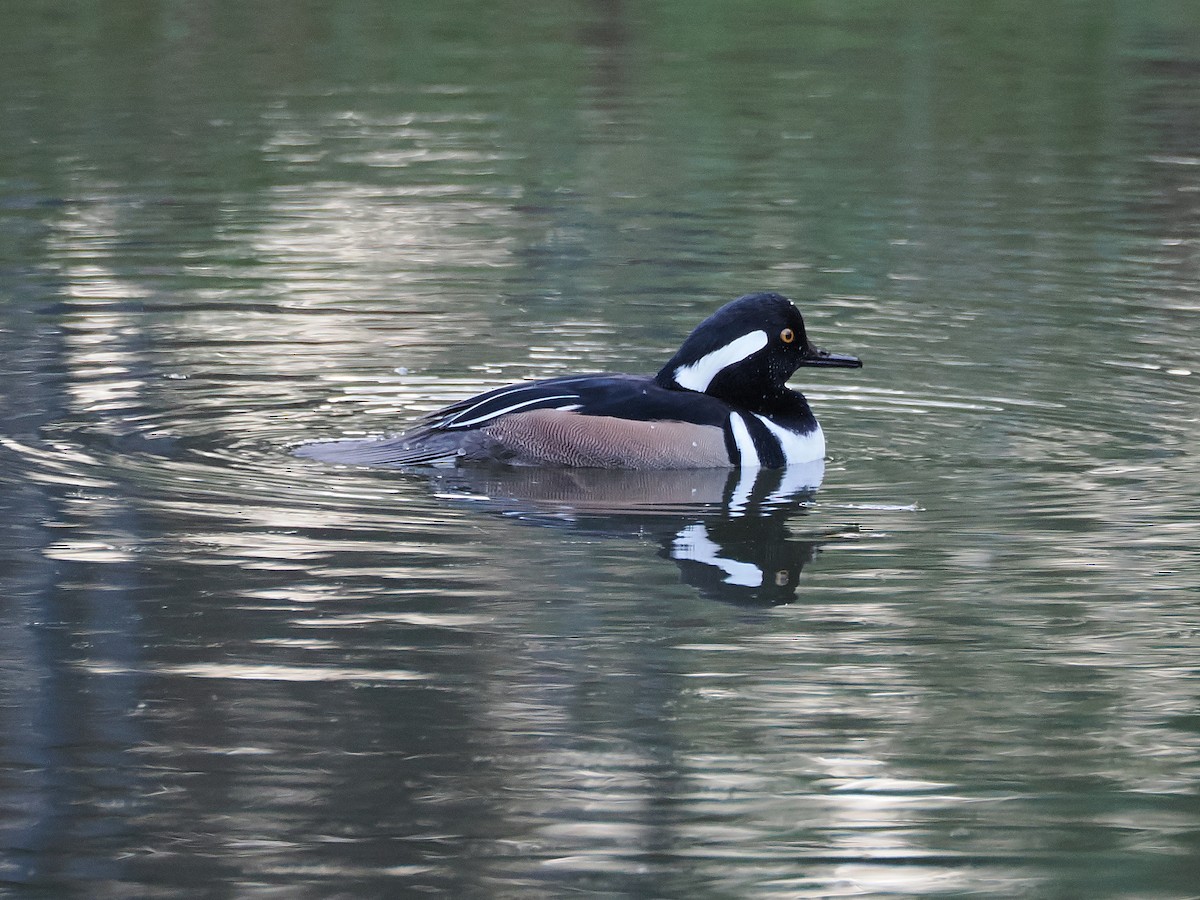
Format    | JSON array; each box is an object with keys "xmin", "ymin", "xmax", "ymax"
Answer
[
  {"xmin": 753, "ymin": 416, "xmax": 825, "ymax": 465},
  {"xmin": 672, "ymin": 330, "xmax": 768, "ymax": 393}
]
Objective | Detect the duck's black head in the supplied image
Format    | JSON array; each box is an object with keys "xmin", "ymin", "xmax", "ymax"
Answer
[{"xmin": 655, "ymin": 292, "xmax": 861, "ymax": 405}]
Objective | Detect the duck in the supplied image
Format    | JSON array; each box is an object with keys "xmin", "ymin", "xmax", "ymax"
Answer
[{"xmin": 295, "ymin": 291, "xmax": 861, "ymax": 469}]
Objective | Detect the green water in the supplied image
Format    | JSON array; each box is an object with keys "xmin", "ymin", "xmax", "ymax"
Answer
[{"xmin": 3, "ymin": 3, "xmax": 1200, "ymax": 897}]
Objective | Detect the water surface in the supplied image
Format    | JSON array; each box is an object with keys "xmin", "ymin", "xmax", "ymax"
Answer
[{"xmin": 3, "ymin": 3, "xmax": 1200, "ymax": 897}]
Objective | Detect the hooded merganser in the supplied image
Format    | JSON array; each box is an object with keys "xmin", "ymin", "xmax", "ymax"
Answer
[{"xmin": 296, "ymin": 292, "xmax": 862, "ymax": 469}]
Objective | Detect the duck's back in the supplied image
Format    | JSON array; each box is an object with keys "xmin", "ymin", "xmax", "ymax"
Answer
[{"xmin": 296, "ymin": 374, "xmax": 737, "ymax": 469}]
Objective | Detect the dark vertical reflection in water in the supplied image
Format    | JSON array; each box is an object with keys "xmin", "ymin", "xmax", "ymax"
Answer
[{"xmin": 3, "ymin": 2, "xmax": 1200, "ymax": 898}]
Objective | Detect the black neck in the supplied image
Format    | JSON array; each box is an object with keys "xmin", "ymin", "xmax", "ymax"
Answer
[{"xmin": 754, "ymin": 386, "xmax": 817, "ymax": 428}]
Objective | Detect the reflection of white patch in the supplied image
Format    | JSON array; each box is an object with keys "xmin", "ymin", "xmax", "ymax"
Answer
[
  {"xmin": 727, "ymin": 466, "xmax": 756, "ymax": 517},
  {"xmin": 672, "ymin": 523, "xmax": 764, "ymax": 587},
  {"xmin": 673, "ymin": 331, "xmax": 768, "ymax": 392},
  {"xmin": 754, "ymin": 416, "xmax": 825, "ymax": 464},
  {"xmin": 728, "ymin": 413, "xmax": 761, "ymax": 469},
  {"xmin": 767, "ymin": 458, "xmax": 826, "ymax": 506}
]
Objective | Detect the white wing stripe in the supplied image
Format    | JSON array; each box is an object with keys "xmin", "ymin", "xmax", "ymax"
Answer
[
  {"xmin": 445, "ymin": 395, "xmax": 580, "ymax": 429},
  {"xmin": 440, "ymin": 374, "xmax": 602, "ymax": 424},
  {"xmin": 442, "ymin": 383, "xmax": 556, "ymax": 424}
]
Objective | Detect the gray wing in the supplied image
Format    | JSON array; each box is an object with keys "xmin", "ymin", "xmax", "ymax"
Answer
[{"xmin": 293, "ymin": 428, "xmax": 482, "ymax": 467}]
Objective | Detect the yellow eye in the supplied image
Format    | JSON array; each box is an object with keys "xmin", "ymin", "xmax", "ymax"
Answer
[{"xmin": 780, "ymin": 327, "xmax": 796, "ymax": 344}]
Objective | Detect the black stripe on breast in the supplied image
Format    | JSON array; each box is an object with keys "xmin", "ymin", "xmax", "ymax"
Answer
[
  {"xmin": 741, "ymin": 415, "xmax": 787, "ymax": 469},
  {"xmin": 723, "ymin": 425, "xmax": 740, "ymax": 466},
  {"xmin": 721, "ymin": 413, "xmax": 786, "ymax": 469}
]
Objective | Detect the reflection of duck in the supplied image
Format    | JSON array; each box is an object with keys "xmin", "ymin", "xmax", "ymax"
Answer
[
  {"xmin": 297, "ymin": 292, "xmax": 860, "ymax": 469},
  {"xmin": 426, "ymin": 460, "xmax": 825, "ymax": 515},
  {"xmin": 669, "ymin": 521, "xmax": 820, "ymax": 607},
  {"xmin": 424, "ymin": 464, "xmax": 852, "ymax": 607}
]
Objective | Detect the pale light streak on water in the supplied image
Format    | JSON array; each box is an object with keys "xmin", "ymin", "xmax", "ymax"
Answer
[{"xmin": 4, "ymin": 3, "xmax": 1200, "ymax": 898}]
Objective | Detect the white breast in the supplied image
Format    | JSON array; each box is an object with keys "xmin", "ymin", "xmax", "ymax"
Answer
[{"xmin": 753, "ymin": 415, "xmax": 826, "ymax": 465}]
